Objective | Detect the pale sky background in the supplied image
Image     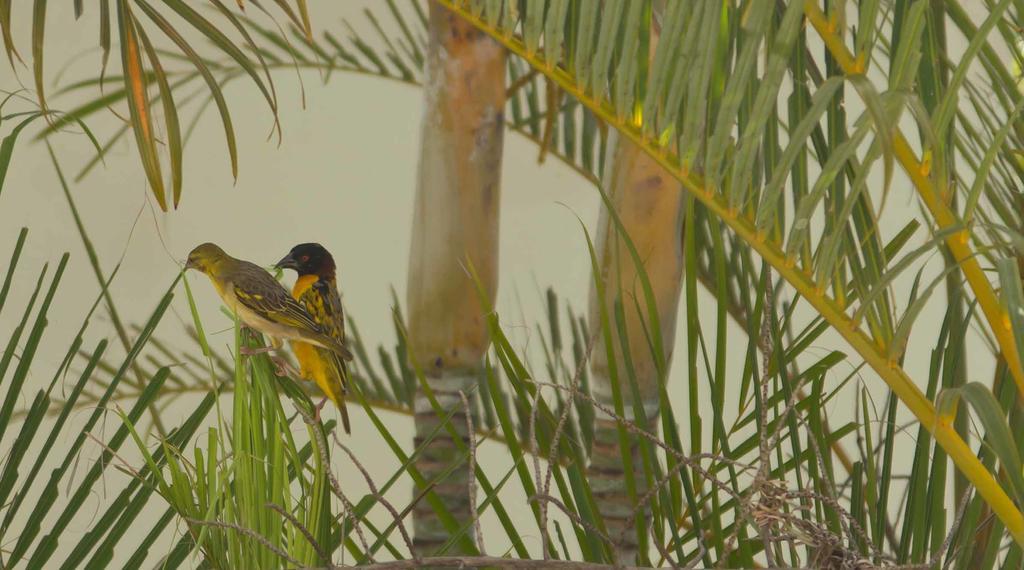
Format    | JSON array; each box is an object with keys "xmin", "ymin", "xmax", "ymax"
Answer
[{"xmin": 0, "ymin": 2, "xmax": 991, "ymax": 567}]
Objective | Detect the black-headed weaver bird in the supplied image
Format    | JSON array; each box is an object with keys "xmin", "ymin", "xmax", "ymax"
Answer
[
  {"xmin": 185, "ymin": 243, "xmax": 352, "ymax": 377},
  {"xmin": 275, "ymin": 243, "xmax": 352, "ymax": 433}
]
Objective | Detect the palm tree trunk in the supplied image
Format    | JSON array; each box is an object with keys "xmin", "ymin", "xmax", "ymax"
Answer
[
  {"xmin": 586, "ymin": 132, "xmax": 685, "ymax": 563},
  {"xmin": 405, "ymin": 2, "xmax": 506, "ymax": 558}
]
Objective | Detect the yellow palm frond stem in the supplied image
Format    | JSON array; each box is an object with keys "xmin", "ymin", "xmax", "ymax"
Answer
[
  {"xmin": 405, "ymin": 2, "xmax": 506, "ymax": 556},
  {"xmin": 803, "ymin": 0, "xmax": 1024, "ymax": 402},
  {"xmin": 434, "ymin": 0, "xmax": 1024, "ymax": 547}
]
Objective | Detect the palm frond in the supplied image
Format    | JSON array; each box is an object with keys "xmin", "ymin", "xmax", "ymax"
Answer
[
  {"xmin": 428, "ymin": 0, "xmax": 1024, "ymax": 547},
  {"xmin": 1, "ymin": 0, "xmax": 310, "ymax": 210},
  {"xmin": 0, "ymin": 227, "xmax": 216, "ymax": 568}
]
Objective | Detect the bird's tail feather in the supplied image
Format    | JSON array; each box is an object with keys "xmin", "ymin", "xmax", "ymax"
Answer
[
  {"xmin": 337, "ymin": 359, "xmax": 351, "ymax": 435},
  {"xmin": 322, "ymin": 349, "xmax": 351, "ymax": 435}
]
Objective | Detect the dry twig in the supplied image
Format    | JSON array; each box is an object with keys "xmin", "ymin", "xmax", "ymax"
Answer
[
  {"xmin": 459, "ymin": 390, "xmax": 485, "ymax": 555},
  {"xmin": 185, "ymin": 518, "xmax": 302, "ymax": 567}
]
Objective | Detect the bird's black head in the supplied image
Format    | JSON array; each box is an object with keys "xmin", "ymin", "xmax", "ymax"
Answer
[{"xmin": 275, "ymin": 243, "xmax": 336, "ymax": 278}]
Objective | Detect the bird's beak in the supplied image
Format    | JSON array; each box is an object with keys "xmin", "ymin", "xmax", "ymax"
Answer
[{"xmin": 275, "ymin": 254, "xmax": 298, "ymax": 271}]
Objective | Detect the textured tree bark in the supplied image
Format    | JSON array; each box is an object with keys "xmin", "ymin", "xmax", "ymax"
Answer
[
  {"xmin": 586, "ymin": 131, "xmax": 685, "ymax": 563},
  {"xmin": 405, "ymin": 2, "xmax": 505, "ymax": 559}
]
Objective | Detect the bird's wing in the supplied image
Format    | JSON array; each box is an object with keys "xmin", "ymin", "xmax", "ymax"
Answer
[
  {"xmin": 314, "ymin": 280, "xmax": 347, "ymax": 343},
  {"xmin": 232, "ymin": 263, "xmax": 323, "ymax": 333},
  {"xmin": 297, "ymin": 279, "xmax": 352, "ymax": 361}
]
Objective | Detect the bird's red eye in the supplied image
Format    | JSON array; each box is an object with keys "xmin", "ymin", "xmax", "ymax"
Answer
[{"xmin": 301, "ymin": 255, "xmax": 309, "ymax": 262}]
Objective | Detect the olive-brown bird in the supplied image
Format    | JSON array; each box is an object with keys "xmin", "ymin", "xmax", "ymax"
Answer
[
  {"xmin": 185, "ymin": 243, "xmax": 352, "ymax": 371},
  {"xmin": 276, "ymin": 243, "xmax": 352, "ymax": 433}
]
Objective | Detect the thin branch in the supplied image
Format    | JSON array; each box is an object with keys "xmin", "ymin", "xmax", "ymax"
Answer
[
  {"xmin": 459, "ymin": 390, "xmax": 484, "ymax": 555},
  {"xmin": 540, "ymin": 334, "xmax": 591, "ymax": 562},
  {"xmin": 331, "ymin": 432, "xmax": 418, "ymax": 562},
  {"xmin": 185, "ymin": 518, "xmax": 301, "ymax": 567},
  {"xmin": 937, "ymin": 487, "xmax": 974, "ymax": 570},
  {"xmin": 530, "ymin": 493, "xmax": 617, "ymax": 556},
  {"xmin": 296, "ymin": 404, "xmax": 374, "ymax": 562},
  {"xmin": 751, "ymin": 262, "xmax": 778, "ymax": 567},
  {"xmin": 266, "ymin": 502, "xmax": 332, "ymax": 568},
  {"xmin": 304, "ymin": 556, "xmax": 656, "ymax": 569}
]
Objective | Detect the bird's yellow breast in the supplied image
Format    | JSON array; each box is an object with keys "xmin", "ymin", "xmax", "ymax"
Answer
[
  {"xmin": 291, "ymin": 340, "xmax": 323, "ymax": 380},
  {"xmin": 290, "ymin": 273, "xmax": 332, "ymax": 385},
  {"xmin": 291, "ymin": 274, "xmax": 319, "ymax": 300},
  {"xmin": 289, "ymin": 334, "xmax": 345, "ymax": 409}
]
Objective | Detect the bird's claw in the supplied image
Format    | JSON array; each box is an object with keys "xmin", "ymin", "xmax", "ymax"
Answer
[
  {"xmin": 240, "ymin": 345, "xmax": 274, "ymax": 356},
  {"xmin": 272, "ymin": 360, "xmax": 286, "ymax": 377},
  {"xmin": 312, "ymin": 397, "xmax": 329, "ymax": 423},
  {"xmin": 239, "ymin": 346, "xmax": 298, "ymax": 378},
  {"xmin": 270, "ymin": 356, "xmax": 299, "ymax": 378}
]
